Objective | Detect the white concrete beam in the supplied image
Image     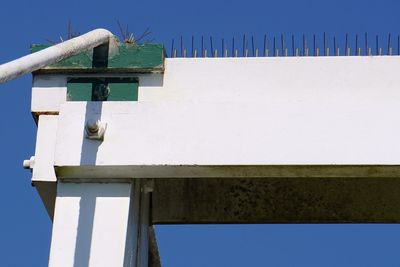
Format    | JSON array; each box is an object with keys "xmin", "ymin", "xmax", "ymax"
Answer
[{"xmin": 54, "ymin": 100, "xmax": 400, "ymax": 171}]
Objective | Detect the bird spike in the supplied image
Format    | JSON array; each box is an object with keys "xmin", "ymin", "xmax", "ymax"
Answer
[{"xmin": 168, "ymin": 33, "xmax": 398, "ymax": 58}]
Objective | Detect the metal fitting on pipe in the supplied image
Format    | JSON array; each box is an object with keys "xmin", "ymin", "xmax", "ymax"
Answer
[{"xmin": 0, "ymin": 28, "xmax": 114, "ymax": 83}]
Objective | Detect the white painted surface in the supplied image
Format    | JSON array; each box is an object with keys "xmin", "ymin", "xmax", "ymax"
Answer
[
  {"xmin": 32, "ymin": 55, "xmax": 400, "ymax": 266},
  {"xmin": 48, "ymin": 183, "xmax": 80, "ymax": 267},
  {"xmin": 30, "ymin": 56, "xmax": 400, "ymax": 172},
  {"xmin": 32, "ymin": 115, "xmax": 58, "ymax": 182},
  {"xmin": 32, "ymin": 56, "xmax": 400, "ymax": 112},
  {"xmin": 32, "ymin": 75, "xmax": 67, "ymax": 114},
  {"xmin": 88, "ymin": 188, "xmax": 130, "ymax": 267},
  {"xmin": 48, "ymin": 183, "xmax": 133, "ymax": 267},
  {"xmin": 54, "ymin": 98, "xmax": 400, "ymax": 167},
  {"xmin": 123, "ymin": 180, "xmax": 141, "ymax": 267},
  {"xmin": 140, "ymin": 56, "xmax": 400, "ymax": 103}
]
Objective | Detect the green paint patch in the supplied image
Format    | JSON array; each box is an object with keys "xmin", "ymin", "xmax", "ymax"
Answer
[
  {"xmin": 67, "ymin": 78, "xmax": 138, "ymax": 101},
  {"xmin": 31, "ymin": 43, "xmax": 164, "ymax": 73}
]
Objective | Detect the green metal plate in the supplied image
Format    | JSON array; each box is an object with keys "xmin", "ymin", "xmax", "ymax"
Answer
[
  {"xmin": 31, "ymin": 43, "xmax": 164, "ymax": 73},
  {"xmin": 67, "ymin": 78, "xmax": 138, "ymax": 101}
]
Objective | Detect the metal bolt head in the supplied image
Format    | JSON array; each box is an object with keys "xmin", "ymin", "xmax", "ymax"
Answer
[
  {"xmin": 86, "ymin": 120, "xmax": 100, "ymax": 133},
  {"xmin": 85, "ymin": 120, "xmax": 106, "ymax": 140},
  {"xmin": 23, "ymin": 160, "xmax": 31, "ymax": 169},
  {"xmin": 23, "ymin": 156, "xmax": 35, "ymax": 170}
]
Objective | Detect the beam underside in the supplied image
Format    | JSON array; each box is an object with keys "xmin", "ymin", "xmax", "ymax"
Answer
[{"xmin": 152, "ymin": 178, "xmax": 400, "ymax": 224}]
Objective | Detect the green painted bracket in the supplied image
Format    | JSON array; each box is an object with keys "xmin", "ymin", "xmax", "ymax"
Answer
[
  {"xmin": 67, "ymin": 78, "xmax": 138, "ymax": 101},
  {"xmin": 31, "ymin": 42, "xmax": 164, "ymax": 73}
]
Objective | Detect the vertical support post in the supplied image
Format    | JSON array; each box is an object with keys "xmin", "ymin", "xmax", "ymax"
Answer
[
  {"xmin": 137, "ymin": 184, "xmax": 150, "ymax": 266},
  {"xmin": 124, "ymin": 180, "xmax": 141, "ymax": 267},
  {"xmin": 48, "ymin": 181, "xmax": 150, "ymax": 267}
]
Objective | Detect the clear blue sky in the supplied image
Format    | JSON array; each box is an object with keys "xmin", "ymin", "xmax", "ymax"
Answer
[{"xmin": 1, "ymin": 0, "xmax": 400, "ymax": 266}]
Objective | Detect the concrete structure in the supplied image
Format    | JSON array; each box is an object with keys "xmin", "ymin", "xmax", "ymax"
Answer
[{"xmin": 20, "ymin": 39, "xmax": 400, "ymax": 266}]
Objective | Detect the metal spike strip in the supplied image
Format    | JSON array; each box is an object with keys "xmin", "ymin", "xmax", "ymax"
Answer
[
  {"xmin": 243, "ymin": 34, "xmax": 246, "ymax": 57},
  {"xmin": 210, "ymin": 36, "xmax": 214, "ymax": 57},
  {"xmin": 191, "ymin": 36, "xmax": 194, "ymax": 57},
  {"xmin": 180, "ymin": 36, "xmax": 184, "ymax": 57},
  {"xmin": 245, "ymin": 38, "xmax": 249, "ymax": 57},
  {"xmin": 232, "ymin": 37, "xmax": 235, "ymax": 57},
  {"xmin": 167, "ymin": 33, "xmax": 398, "ymax": 58},
  {"xmin": 313, "ymin": 34, "xmax": 317, "ymax": 56},
  {"xmin": 334, "ymin": 36, "xmax": 338, "ymax": 56},
  {"xmin": 201, "ymin": 36, "xmax": 204, "ymax": 57},
  {"xmin": 356, "ymin": 35, "xmax": 361, "ymax": 56},
  {"xmin": 221, "ymin": 38, "xmax": 225, "ymax": 57},
  {"xmin": 324, "ymin": 32, "xmax": 328, "ymax": 56},
  {"xmin": 170, "ymin": 39, "xmax": 175, "ymax": 58},
  {"xmin": 263, "ymin": 35, "xmax": 268, "ymax": 56},
  {"xmin": 291, "ymin": 35, "xmax": 295, "ymax": 56},
  {"xmin": 397, "ymin": 35, "xmax": 400, "ymax": 56}
]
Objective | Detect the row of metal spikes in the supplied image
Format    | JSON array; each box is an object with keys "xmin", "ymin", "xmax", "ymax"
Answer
[{"xmin": 167, "ymin": 33, "xmax": 400, "ymax": 58}]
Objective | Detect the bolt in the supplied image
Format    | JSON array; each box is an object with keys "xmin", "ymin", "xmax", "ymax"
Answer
[
  {"xmin": 86, "ymin": 120, "xmax": 100, "ymax": 133},
  {"xmin": 23, "ymin": 156, "xmax": 35, "ymax": 169},
  {"xmin": 85, "ymin": 120, "xmax": 106, "ymax": 140},
  {"xmin": 23, "ymin": 160, "xmax": 30, "ymax": 169}
]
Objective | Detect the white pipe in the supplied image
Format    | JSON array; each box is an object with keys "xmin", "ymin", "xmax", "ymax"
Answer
[{"xmin": 0, "ymin": 28, "xmax": 114, "ymax": 83}]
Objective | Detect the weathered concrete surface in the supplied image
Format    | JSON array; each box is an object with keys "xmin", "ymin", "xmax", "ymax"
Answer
[{"xmin": 152, "ymin": 178, "xmax": 400, "ymax": 223}]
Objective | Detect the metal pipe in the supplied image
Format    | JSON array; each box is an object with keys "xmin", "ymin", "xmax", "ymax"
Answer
[{"xmin": 0, "ymin": 28, "xmax": 114, "ymax": 83}]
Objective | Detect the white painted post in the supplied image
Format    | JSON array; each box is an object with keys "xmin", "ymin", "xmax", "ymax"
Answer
[{"xmin": 48, "ymin": 181, "xmax": 149, "ymax": 267}]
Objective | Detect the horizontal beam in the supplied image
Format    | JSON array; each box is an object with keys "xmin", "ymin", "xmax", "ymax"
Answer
[
  {"xmin": 55, "ymin": 100, "xmax": 400, "ymax": 167},
  {"xmin": 56, "ymin": 165, "xmax": 400, "ymax": 179},
  {"xmin": 151, "ymin": 177, "xmax": 400, "ymax": 223}
]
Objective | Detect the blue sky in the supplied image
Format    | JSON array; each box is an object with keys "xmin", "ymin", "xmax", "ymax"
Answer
[{"xmin": 1, "ymin": 0, "xmax": 400, "ymax": 266}]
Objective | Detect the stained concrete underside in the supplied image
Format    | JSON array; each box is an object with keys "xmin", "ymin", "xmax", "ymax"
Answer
[{"xmin": 151, "ymin": 178, "xmax": 400, "ymax": 224}]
